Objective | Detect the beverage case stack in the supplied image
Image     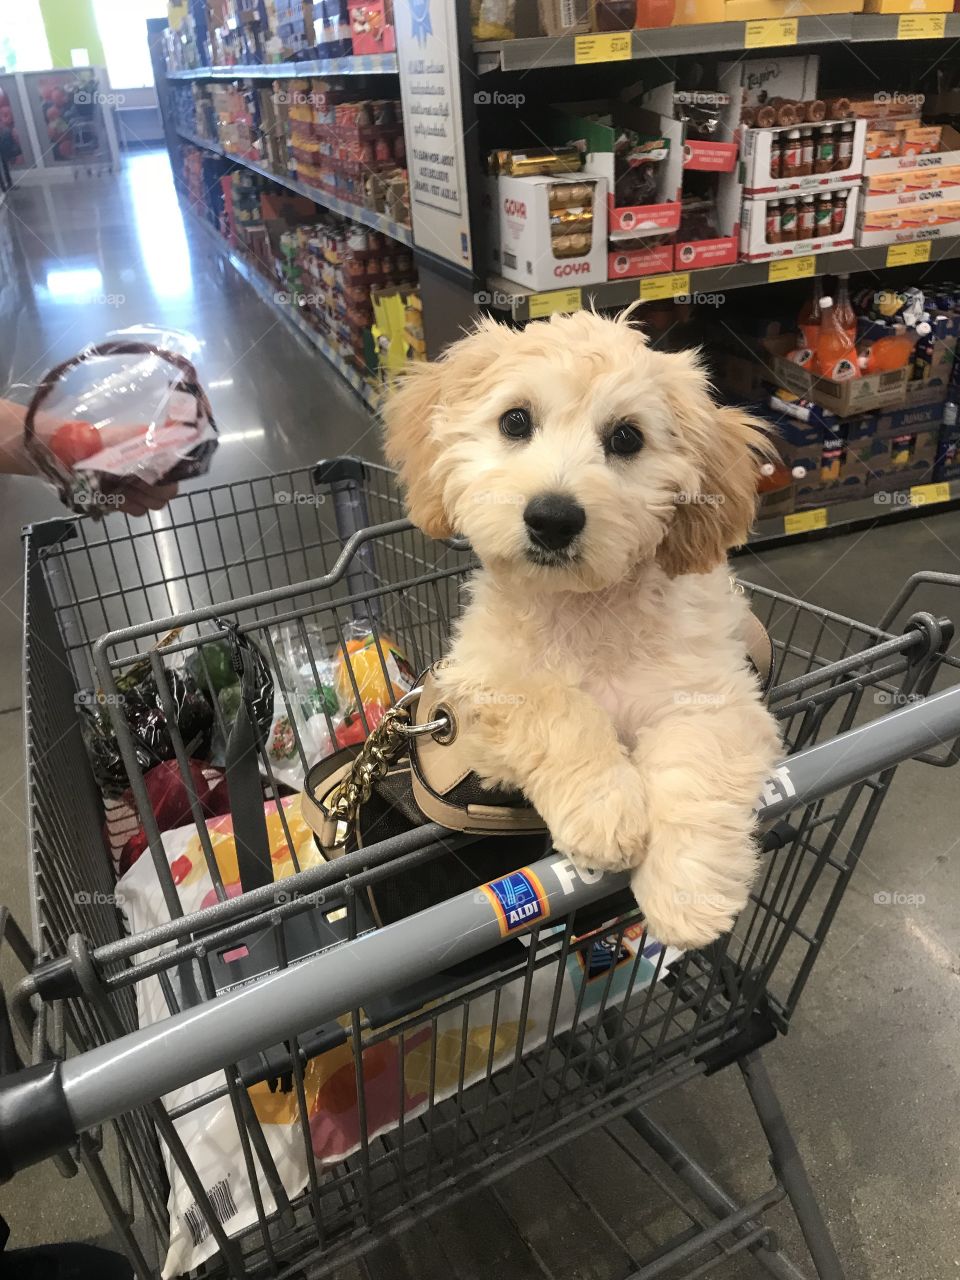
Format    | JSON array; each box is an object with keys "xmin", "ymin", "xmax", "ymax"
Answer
[{"xmin": 750, "ymin": 280, "xmax": 960, "ymax": 513}]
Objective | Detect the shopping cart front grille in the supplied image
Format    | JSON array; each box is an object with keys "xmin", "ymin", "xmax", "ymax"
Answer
[{"xmin": 16, "ymin": 461, "xmax": 960, "ymax": 1280}]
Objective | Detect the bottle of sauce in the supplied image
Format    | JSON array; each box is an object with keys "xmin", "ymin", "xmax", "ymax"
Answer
[
  {"xmin": 837, "ymin": 121, "xmax": 855, "ymax": 171},
  {"xmin": 799, "ymin": 194, "xmax": 816, "ymax": 240},
  {"xmin": 782, "ymin": 128, "xmax": 802, "ymax": 178},
  {"xmin": 816, "ymin": 295, "xmax": 861, "ymax": 380},
  {"xmin": 815, "ymin": 125, "xmax": 836, "ymax": 174},
  {"xmin": 766, "ymin": 199, "xmax": 782, "ymax": 244},
  {"xmin": 799, "ymin": 126, "xmax": 814, "ymax": 176},
  {"xmin": 770, "ymin": 139, "xmax": 783, "ymax": 180},
  {"xmin": 780, "ymin": 196, "xmax": 799, "ymax": 241},
  {"xmin": 815, "ymin": 192, "xmax": 833, "ymax": 237},
  {"xmin": 831, "ymin": 191, "xmax": 847, "ymax": 237}
]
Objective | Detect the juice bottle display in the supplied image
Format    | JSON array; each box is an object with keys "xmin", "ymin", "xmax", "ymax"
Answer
[
  {"xmin": 834, "ymin": 273, "xmax": 857, "ymax": 342},
  {"xmin": 798, "ymin": 278, "xmax": 823, "ymax": 349},
  {"xmin": 862, "ymin": 328, "xmax": 915, "ymax": 373},
  {"xmin": 815, "ymin": 295, "xmax": 861, "ymax": 381}
]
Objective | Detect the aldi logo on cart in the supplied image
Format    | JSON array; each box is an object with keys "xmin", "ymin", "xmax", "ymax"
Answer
[{"xmin": 483, "ymin": 868, "xmax": 549, "ymax": 935}]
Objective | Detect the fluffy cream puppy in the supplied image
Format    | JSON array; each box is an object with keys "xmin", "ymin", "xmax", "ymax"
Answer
[{"xmin": 383, "ymin": 308, "xmax": 781, "ymax": 949}]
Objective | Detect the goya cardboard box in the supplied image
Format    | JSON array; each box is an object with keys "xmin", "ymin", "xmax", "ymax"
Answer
[
  {"xmin": 862, "ymin": 123, "xmax": 960, "ymax": 175},
  {"xmin": 496, "ymin": 173, "xmax": 609, "ymax": 291},
  {"xmin": 856, "ymin": 199, "xmax": 960, "ymax": 246}
]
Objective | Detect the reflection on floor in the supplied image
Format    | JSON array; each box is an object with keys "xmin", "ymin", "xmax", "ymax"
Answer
[{"xmin": 1, "ymin": 151, "xmax": 959, "ymax": 1280}]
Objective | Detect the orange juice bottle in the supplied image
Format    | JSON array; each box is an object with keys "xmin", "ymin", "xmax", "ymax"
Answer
[
  {"xmin": 797, "ymin": 278, "xmax": 823, "ymax": 349},
  {"xmin": 863, "ymin": 325, "xmax": 915, "ymax": 373},
  {"xmin": 815, "ymin": 295, "xmax": 861, "ymax": 381},
  {"xmin": 835, "ymin": 273, "xmax": 857, "ymax": 343}
]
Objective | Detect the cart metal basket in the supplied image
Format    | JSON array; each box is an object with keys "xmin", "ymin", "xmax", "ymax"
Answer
[{"xmin": 4, "ymin": 458, "xmax": 960, "ymax": 1280}]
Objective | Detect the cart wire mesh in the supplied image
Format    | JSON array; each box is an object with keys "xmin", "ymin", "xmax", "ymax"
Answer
[{"xmin": 14, "ymin": 460, "xmax": 960, "ymax": 1280}]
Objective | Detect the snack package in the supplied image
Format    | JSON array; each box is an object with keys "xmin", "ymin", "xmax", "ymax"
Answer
[
  {"xmin": 13, "ymin": 326, "xmax": 217, "ymax": 514},
  {"xmin": 334, "ymin": 622, "xmax": 416, "ymax": 723}
]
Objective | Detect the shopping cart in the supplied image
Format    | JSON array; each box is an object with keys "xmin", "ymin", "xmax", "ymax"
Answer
[{"xmin": 3, "ymin": 457, "xmax": 960, "ymax": 1280}]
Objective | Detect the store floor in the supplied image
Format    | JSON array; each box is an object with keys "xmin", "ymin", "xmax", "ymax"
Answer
[{"xmin": 0, "ymin": 153, "xmax": 958, "ymax": 1280}]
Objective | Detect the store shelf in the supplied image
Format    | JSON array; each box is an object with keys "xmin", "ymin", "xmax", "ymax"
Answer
[
  {"xmin": 745, "ymin": 478, "xmax": 960, "ymax": 549},
  {"xmin": 176, "ymin": 129, "xmax": 414, "ymax": 246},
  {"xmin": 167, "ymin": 54, "xmax": 398, "ymax": 80},
  {"xmin": 475, "ymin": 13, "xmax": 960, "ymax": 72},
  {"xmin": 487, "ymin": 236, "xmax": 960, "ymax": 321},
  {"xmin": 186, "ymin": 206, "xmax": 380, "ymax": 409}
]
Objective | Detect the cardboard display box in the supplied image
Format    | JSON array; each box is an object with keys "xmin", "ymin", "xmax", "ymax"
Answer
[
  {"xmin": 863, "ymin": 124, "xmax": 960, "ymax": 176},
  {"xmin": 935, "ymin": 414, "xmax": 960, "ymax": 481},
  {"xmin": 740, "ymin": 185, "xmax": 858, "ymax": 260},
  {"xmin": 647, "ymin": 81, "xmax": 741, "ymax": 269},
  {"xmin": 863, "ymin": 0, "xmax": 950, "ymax": 11},
  {"xmin": 724, "ymin": 0, "xmax": 862, "ymax": 14},
  {"xmin": 553, "ymin": 101, "xmax": 684, "ymax": 238},
  {"xmin": 607, "ymin": 241, "xmax": 674, "ymax": 279},
  {"xmin": 856, "ymin": 200, "xmax": 960, "ymax": 246},
  {"xmin": 740, "ymin": 119, "xmax": 866, "ymax": 196},
  {"xmin": 775, "ymin": 417, "xmax": 878, "ymax": 506},
  {"xmin": 497, "ymin": 173, "xmax": 609, "ymax": 291},
  {"xmin": 772, "ymin": 355, "xmax": 909, "ymax": 416},
  {"xmin": 719, "ymin": 54, "xmax": 821, "ymax": 128}
]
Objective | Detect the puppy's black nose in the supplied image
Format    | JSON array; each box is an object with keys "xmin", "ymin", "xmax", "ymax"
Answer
[{"xmin": 523, "ymin": 493, "xmax": 586, "ymax": 552}]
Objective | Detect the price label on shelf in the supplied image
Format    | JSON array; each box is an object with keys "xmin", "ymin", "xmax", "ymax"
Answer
[
  {"xmin": 528, "ymin": 288, "xmax": 582, "ymax": 318},
  {"xmin": 910, "ymin": 481, "xmax": 951, "ymax": 507},
  {"xmin": 639, "ymin": 272, "xmax": 691, "ymax": 303},
  {"xmin": 744, "ymin": 17, "xmax": 798, "ymax": 47},
  {"xmin": 886, "ymin": 240, "xmax": 932, "ymax": 268},
  {"xmin": 768, "ymin": 255, "xmax": 816, "ymax": 283},
  {"xmin": 896, "ymin": 13, "xmax": 945, "ymax": 39},
  {"xmin": 574, "ymin": 32, "xmax": 632, "ymax": 63},
  {"xmin": 784, "ymin": 507, "xmax": 827, "ymax": 535}
]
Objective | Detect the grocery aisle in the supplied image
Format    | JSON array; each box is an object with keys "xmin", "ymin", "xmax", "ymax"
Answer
[{"xmin": 2, "ymin": 152, "xmax": 960, "ymax": 1280}]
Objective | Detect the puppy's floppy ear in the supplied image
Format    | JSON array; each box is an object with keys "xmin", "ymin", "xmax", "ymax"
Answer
[
  {"xmin": 657, "ymin": 386, "xmax": 772, "ymax": 577},
  {"xmin": 382, "ymin": 360, "xmax": 454, "ymax": 539}
]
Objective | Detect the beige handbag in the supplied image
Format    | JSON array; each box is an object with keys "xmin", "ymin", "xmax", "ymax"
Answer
[{"xmin": 300, "ymin": 610, "xmax": 774, "ymax": 924}]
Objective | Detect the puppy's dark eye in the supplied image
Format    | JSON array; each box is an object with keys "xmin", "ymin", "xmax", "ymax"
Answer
[
  {"xmin": 499, "ymin": 407, "xmax": 533, "ymax": 440},
  {"xmin": 605, "ymin": 421, "xmax": 645, "ymax": 458}
]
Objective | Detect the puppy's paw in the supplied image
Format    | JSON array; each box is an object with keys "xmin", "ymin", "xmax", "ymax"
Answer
[
  {"xmin": 630, "ymin": 824, "xmax": 758, "ymax": 951},
  {"xmin": 548, "ymin": 767, "xmax": 648, "ymax": 871}
]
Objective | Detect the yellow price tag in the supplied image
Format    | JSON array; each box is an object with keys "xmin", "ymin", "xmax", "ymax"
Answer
[
  {"xmin": 744, "ymin": 17, "xmax": 798, "ymax": 47},
  {"xmin": 574, "ymin": 32, "xmax": 632, "ymax": 63},
  {"xmin": 528, "ymin": 287, "xmax": 582, "ymax": 319},
  {"xmin": 886, "ymin": 240, "xmax": 932, "ymax": 268},
  {"xmin": 910, "ymin": 481, "xmax": 951, "ymax": 507},
  {"xmin": 639, "ymin": 272, "xmax": 691, "ymax": 303},
  {"xmin": 897, "ymin": 13, "xmax": 946, "ymax": 39},
  {"xmin": 784, "ymin": 508, "xmax": 827, "ymax": 535},
  {"xmin": 768, "ymin": 255, "xmax": 816, "ymax": 284}
]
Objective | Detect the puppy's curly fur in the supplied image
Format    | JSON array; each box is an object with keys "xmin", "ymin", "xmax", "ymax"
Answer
[{"xmin": 383, "ymin": 309, "xmax": 782, "ymax": 949}]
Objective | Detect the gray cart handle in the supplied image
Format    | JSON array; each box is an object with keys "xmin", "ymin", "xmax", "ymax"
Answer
[{"xmin": 3, "ymin": 683, "xmax": 960, "ymax": 1181}]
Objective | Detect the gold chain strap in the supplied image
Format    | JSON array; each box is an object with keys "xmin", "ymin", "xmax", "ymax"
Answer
[{"xmin": 327, "ymin": 702, "xmax": 413, "ymax": 829}]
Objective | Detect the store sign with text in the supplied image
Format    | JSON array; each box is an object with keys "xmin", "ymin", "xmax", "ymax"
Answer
[{"xmin": 394, "ymin": 0, "xmax": 473, "ymax": 270}]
